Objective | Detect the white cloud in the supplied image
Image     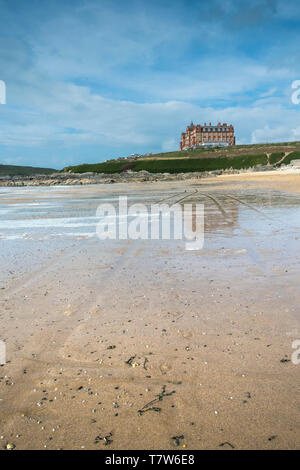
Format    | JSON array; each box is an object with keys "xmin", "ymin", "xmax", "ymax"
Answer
[
  {"xmin": 1, "ymin": 79, "xmax": 300, "ymax": 155},
  {"xmin": 259, "ymin": 87, "xmax": 277, "ymax": 97},
  {"xmin": 0, "ymin": 0, "xmax": 300, "ymax": 167}
]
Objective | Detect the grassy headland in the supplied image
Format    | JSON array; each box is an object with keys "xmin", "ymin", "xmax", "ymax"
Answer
[
  {"xmin": 64, "ymin": 142, "xmax": 300, "ymax": 175},
  {"xmin": 0, "ymin": 164, "xmax": 57, "ymax": 177}
]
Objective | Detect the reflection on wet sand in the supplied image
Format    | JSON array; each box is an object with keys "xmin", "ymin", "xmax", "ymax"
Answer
[{"xmin": 0, "ymin": 176, "xmax": 299, "ymax": 450}]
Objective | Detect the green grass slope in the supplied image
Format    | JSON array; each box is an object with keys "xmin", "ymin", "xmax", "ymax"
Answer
[
  {"xmin": 64, "ymin": 141, "xmax": 300, "ymax": 175},
  {"xmin": 65, "ymin": 154, "xmax": 270, "ymax": 174},
  {"xmin": 275, "ymin": 151, "xmax": 300, "ymax": 166},
  {"xmin": 269, "ymin": 152, "xmax": 285, "ymax": 164},
  {"xmin": 0, "ymin": 164, "xmax": 57, "ymax": 177},
  {"xmin": 132, "ymin": 154, "xmax": 268, "ymax": 173}
]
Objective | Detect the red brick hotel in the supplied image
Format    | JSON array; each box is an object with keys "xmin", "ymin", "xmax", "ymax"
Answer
[{"xmin": 180, "ymin": 121, "xmax": 236, "ymax": 150}]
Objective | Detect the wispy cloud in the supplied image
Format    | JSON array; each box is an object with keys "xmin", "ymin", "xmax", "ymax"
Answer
[{"xmin": 0, "ymin": 0, "xmax": 300, "ymax": 167}]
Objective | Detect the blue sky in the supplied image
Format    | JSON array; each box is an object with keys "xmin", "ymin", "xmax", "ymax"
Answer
[{"xmin": 0, "ymin": 0, "xmax": 300, "ymax": 168}]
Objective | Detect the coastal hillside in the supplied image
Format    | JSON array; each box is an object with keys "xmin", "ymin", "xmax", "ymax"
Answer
[
  {"xmin": 64, "ymin": 141, "xmax": 300, "ymax": 174},
  {"xmin": 0, "ymin": 164, "xmax": 57, "ymax": 177}
]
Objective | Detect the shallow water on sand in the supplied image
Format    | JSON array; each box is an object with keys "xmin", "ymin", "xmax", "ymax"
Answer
[
  {"xmin": 0, "ymin": 181, "xmax": 299, "ymax": 450},
  {"xmin": 1, "ymin": 183, "xmax": 299, "ymax": 284}
]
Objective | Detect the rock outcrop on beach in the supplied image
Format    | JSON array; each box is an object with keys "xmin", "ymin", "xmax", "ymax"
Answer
[{"xmin": 0, "ymin": 166, "xmax": 276, "ymax": 186}]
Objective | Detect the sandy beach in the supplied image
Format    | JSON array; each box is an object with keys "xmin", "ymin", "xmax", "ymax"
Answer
[{"xmin": 0, "ymin": 172, "xmax": 299, "ymax": 450}]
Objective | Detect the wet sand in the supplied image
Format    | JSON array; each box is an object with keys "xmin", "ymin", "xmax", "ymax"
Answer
[{"xmin": 0, "ymin": 174, "xmax": 299, "ymax": 450}]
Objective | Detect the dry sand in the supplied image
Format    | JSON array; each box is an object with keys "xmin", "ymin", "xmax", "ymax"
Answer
[
  {"xmin": 214, "ymin": 168, "xmax": 300, "ymax": 194},
  {"xmin": 0, "ymin": 173, "xmax": 299, "ymax": 450}
]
